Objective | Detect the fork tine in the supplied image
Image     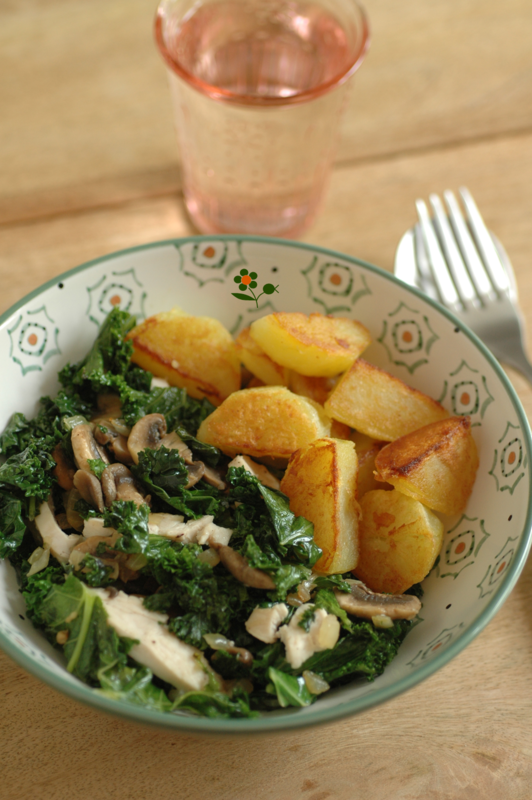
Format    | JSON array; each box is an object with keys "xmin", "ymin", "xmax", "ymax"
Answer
[
  {"xmin": 413, "ymin": 224, "xmax": 440, "ymax": 301},
  {"xmin": 415, "ymin": 199, "xmax": 461, "ymax": 310},
  {"xmin": 428, "ymin": 194, "xmax": 479, "ymax": 308},
  {"xmin": 458, "ymin": 187, "xmax": 510, "ymax": 295},
  {"xmin": 443, "ymin": 191, "xmax": 496, "ymax": 302}
]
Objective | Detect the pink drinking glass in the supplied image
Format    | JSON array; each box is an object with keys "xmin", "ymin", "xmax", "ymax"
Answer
[{"xmin": 155, "ymin": 0, "xmax": 369, "ymax": 237}]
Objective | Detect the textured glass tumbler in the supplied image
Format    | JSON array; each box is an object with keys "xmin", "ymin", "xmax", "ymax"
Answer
[{"xmin": 155, "ymin": 0, "xmax": 369, "ymax": 237}]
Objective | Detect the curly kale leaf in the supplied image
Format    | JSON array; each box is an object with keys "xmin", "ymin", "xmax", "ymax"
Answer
[
  {"xmin": 173, "ymin": 424, "xmax": 222, "ymax": 467},
  {"xmin": 141, "ymin": 538, "xmax": 253, "ymax": 650},
  {"xmin": 120, "ymin": 386, "xmax": 215, "ymax": 432},
  {"xmin": 301, "ymin": 620, "xmax": 412, "ymax": 684},
  {"xmin": 132, "ymin": 446, "xmax": 223, "ymax": 519},
  {"xmin": 227, "ymin": 467, "xmax": 321, "ymax": 568},
  {"xmin": 172, "ymin": 685, "xmax": 258, "ymax": 718},
  {"xmin": 0, "ymin": 442, "xmax": 56, "ymax": 501},
  {"xmin": 0, "ymin": 492, "xmax": 27, "ymax": 559},
  {"xmin": 102, "ymin": 500, "xmax": 150, "ymax": 554}
]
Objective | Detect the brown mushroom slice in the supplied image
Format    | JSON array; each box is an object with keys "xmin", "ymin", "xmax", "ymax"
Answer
[
  {"xmin": 94, "ymin": 420, "xmax": 134, "ymax": 465},
  {"xmin": 127, "ymin": 413, "xmax": 167, "ymax": 464},
  {"xmin": 71, "ymin": 423, "xmax": 110, "ymax": 473},
  {"xmin": 73, "ymin": 469, "xmax": 104, "ymax": 513},
  {"xmin": 101, "ymin": 463, "xmax": 147, "ymax": 507},
  {"xmin": 185, "ymin": 461, "xmax": 205, "ymax": 489},
  {"xmin": 202, "ymin": 464, "xmax": 226, "ymax": 491},
  {"xmin": 212, "ymin": 544, "xmax": 276, "ymax": 590},
  {"xmin": 64, "ymin": 489, "xmax": 85, "ymax": 532},
  {"xmin": 52, "ymin": 444, "xmax": 76, "ymax": 490},
  {"xmin": 334, "ymin": 580, "xmax": 421, "ymax": 620},
  {"xmin": 161, "ymin": 430, "xmax": 193, "ymax": 463}
]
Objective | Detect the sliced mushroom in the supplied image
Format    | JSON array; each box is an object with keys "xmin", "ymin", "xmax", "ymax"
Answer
[
  {"xmin": 94, "ymin": 419, "xmax": 134, "ymax": 464},
  {"xmin": 161, "ymin": 430, "xmax": 193, "ymax": 463},
  {"xmin": 71, "ymin": 423, "xmax": 110, "ymax": 473},
  {"xmin": 101, "ymin": 463, "xmax": 147, "ymax": 507},
  {"xmin": 334, "ymin": 580, "xmax": 421, "ymax": 620},
  {"xmin": 127, "ymin": 414, "xmax": 167, "ymax": 464},
  {"xmin": 228, "ymin": 455, "xmax": 280, "ymax": 490},
  {"xmin": 64, "ymin": 488, "xmax": 85, "ymax": 532},
  {"xmin": 185, "ymin": 461, "xmax": 205, "ymax": 489},
  {"xmin": 212, "ymin": 544, "xmax": 276, "ymax": 590},
  {"xmin": 73, "ymin": 469, "xmax": 105, "ymax": 513},
  {"xmin": 202, "ymin": 464, "xmax": 226, "ymax": 491},
  {"xmin": 52, "ymin": 443, "xmax": 76, "ymax": 490}
]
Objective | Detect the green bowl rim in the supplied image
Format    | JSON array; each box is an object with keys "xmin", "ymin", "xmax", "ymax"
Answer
[{"xmin": 1, "ymin": 234, "xmax": 531, "ymax": 735}]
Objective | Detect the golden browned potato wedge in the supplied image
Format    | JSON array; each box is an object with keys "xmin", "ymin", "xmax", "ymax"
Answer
[
  {"xmin": 280, "ymin": 438, "xmax": 361, "ymax": 574},
  {"xmin": 374, "ymin": 415, "xmax": 479, "ymax": 515},
  {"xmin": 324, "ymin": 358, "xmax": 449, "ymax": 441},
  {"xmin": 196, "ymin": 386, "xmax": 331, "ymax": 460},
  {"xmin": 250, "ymin": 312, "xmax": 371, "ymax": 377},
  {"xmin": 354, "ymin": 489, "xmax": 444, "ymax": 594},
  {"xmin": 127, "ymin": 308, "xmax": 240, "ymax": 406},
  {"xmin": 234, "ymin": 327, "xmax": 290, "ymax": 386},
  {"xmin": 350, "ymin": 431, "xmax": 387, "ymax": 498},
  {"xmin": 288, "ymin": 371, "xmax": 338, "ymax": 405}
]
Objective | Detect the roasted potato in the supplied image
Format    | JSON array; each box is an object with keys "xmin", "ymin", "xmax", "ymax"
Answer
[
  {"xmin": 350, "ymin": 431, "xmax": 387, "ymax": 498},
  {"xmin": 374, "ymin": 415, "xmax": 479, "ymax": 515},
  {"xmin": 324, "ymin": 358, "xmax": 449, "ymax": 441},
  {"xmin": 288, "ymin": 371, "xmax": 338, "ymax": 405},
  {"xmin": 196, "ymin": 386, "xmax": 331, "ymax": 460},
  {"xmin": 127, "ymin": 308, "xmax": 240, "ymax": 405},
  {"xmin": 235, "ymin": 327, "xmax": 289, "ymax": 387},
  {"xmin": 250, "ymin": 312, "xmax": 371, "ymax": 377},
  {"xmin": 354, "ymin": 489, "xmax": 444, "ymax": 594},
  {"xmin": 280, "ymin": 438, "xmax": 361, "ymax": 574}
]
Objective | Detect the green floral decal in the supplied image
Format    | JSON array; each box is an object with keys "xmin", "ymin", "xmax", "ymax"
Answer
[
  {"xmin": 232, "ymin": 268, "xmax": 278, "ymax": 308},
  {"xmin": 406, "ymin": 623, "xmax": 466, "ymax": 668},
  {"xmin": 301, "ymin": 256, "xmax": 371, "ymax": 313},
  {"xmin": 477, "ymin": 536, "xmax": 518, "ymax": 598},
  {"xmin": 488, "ymin": 422, "xmax": 527, "ymax": 494},
  {"xmin": 86, "ymin": 269, "xmax": 147, "ymax": 327},
  {"xmin": 8, "ymin": 306, "xmax": 61, "ymax": 375},
  {"xmin": 377, "ymin": 302, "xmax": 439, "ymax": 373},
  {"xmin": 438, "ymin": 361, "xmax": 494, "ymax": 424},
  {"xmin": 435, "ymin": 516, "xmax": 490, "ymax": 580}
]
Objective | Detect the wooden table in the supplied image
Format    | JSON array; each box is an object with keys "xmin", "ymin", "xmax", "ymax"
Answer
[{"xmin": 2, "ymin": 1, "xmax": 532, "ymax": 797}]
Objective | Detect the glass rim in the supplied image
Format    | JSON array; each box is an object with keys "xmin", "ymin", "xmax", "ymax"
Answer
[{"xmin": 154, "ymin": 0, "xmax": 370, "ymax": 106}]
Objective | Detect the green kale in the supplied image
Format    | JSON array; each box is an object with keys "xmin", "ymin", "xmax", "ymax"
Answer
[
  {"xmin": 172, "ymin": 686, "xmax": 258, "ymax": 719},
  {"xmin": 301, "ymin": 620, "xmax": 412, "ymax": 684},
  {"xmin": 121, "ymin": 386, "xmax": 215, "ymax": 431},
  {"xmin": 97, "ymin": 664, "xmax": 172, "ymax": 712},
  {"xmin": 227, "ymin": 467, "xmax": 321, "ymax": 568},
  {"xmin": 132, "ymin": 446, "xmax": 223, "ymax": 519},
  {"xmin": 87, "ymin": 458, "xmax": 108, "ymax": 481},
  {"xmin": 173, "ymin": 424, "xmax": 222, "ymax": 466},
  {"xmin": 0, "ymin": 492, "xmax": 27, "ymax": 559},
  {"xmin": 267, "ymin": 667, "xmax": 314, "ymax": 708},
  {"xmin": 102, "ymin": 500, "xmax": 150, "ymax": 554},
  {"xmin": 141, "ymin": 538, "xmax": 253, "ymax": 650},
  {"xmin": 0, "ymin": 442, "xmax": 56, "ymax": 503},
  {"xmin": 313, "ymin": 588, "xmax": 354, "ymax": 633}
]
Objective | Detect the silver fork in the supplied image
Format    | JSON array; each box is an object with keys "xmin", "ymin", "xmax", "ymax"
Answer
[{"xmin": 394, "ymin": 187, "xmax": 532, "ymax": 383}]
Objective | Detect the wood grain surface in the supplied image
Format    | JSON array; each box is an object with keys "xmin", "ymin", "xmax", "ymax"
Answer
[{"xmin": 2, "ymin": 1, "xmax": 532, "ymax": 798}]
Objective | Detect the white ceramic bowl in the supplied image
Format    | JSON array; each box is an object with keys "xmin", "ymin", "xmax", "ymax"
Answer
[{"xmin": 1, "ymin": 236, "xmax": 531, "ymax": 734}]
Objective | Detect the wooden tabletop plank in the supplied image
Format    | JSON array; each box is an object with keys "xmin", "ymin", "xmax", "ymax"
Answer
[{"xmin": 2, "ymin": 0, "xmax": 532, "ymax": 224}]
